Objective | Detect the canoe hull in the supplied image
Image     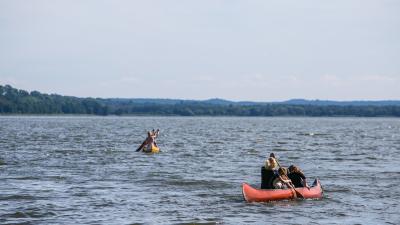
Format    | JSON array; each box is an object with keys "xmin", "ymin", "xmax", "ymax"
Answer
[{"xmin": 242, "ymin": 179, "xmax": 323, "ymax": 202}]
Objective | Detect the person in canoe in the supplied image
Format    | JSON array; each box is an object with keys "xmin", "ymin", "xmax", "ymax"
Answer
[
  {"xmin": 273, "ymin": 167, "xmax": 297, "ymax": 191},
  {"xmin": 261, "ymin": 156, "xmax": 279, "ymax": 189},
  {"xmin": 288, "ymin": 165, "xmax": 310, "ymax": 189},
  {"xmin": 151, "ymin": 129, "xmax": 160, "ymax": 147},
  {"xmin": 136, "ymin": 129, "xmax": 159, "ymax": 152}
]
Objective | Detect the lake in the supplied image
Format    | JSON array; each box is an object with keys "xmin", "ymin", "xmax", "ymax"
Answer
[{"xmin": 1, "ymin": 116, "xmax": 399, "ymax": 224}]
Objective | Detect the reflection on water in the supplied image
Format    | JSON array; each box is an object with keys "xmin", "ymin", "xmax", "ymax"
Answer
[{"xmin": 0, "ymin": 116, "xmax": 400, "ymax": 224}]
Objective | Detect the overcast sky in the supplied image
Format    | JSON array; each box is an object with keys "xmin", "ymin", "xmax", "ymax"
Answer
[{"xmin": 0, "ymin": 0, "xmax": 399, "ymax": 101}]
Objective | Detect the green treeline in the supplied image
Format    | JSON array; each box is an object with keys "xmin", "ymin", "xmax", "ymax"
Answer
[
  {"xmin": 1, "ymin": 84, "xmax": 400, "ymax": 117},
  {"xmin": 0, "ymin": 85, "xmax": 108, "ymax": 115}
]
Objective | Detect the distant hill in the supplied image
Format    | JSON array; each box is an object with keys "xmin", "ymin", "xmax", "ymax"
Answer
[
  {"xmin": 282, "ymin": 99, "xmax": 400, "ymax": 106},
  {"xmin": 103, "ymin": 98, "xmax": 400, "ymax": 106},
  {"xmin": 1, "ymin": 84, "xmax": 400, "ymax": 117},
  {"xmin": 203, "ymin": 98, "xmax": 234, "ymax": 105}
]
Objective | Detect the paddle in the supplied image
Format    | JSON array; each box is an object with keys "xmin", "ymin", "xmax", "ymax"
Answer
[
  {"xmin": 136, "ymin": 140, "xmax": 147, "ymax": 152},
  {"xmin": 272, "ymin": 155, "xmax": 304, "ymax": 199}
]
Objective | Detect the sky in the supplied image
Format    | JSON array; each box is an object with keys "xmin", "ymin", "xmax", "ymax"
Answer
[{"xmin": 0, "ymin": 0, "xmax": 399, "ymax": 101}]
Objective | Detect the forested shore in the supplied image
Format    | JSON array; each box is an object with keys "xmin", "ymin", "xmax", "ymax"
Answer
[{"xmin": 1, "ymin": 85, "xmax": 399, "ymax": 117}]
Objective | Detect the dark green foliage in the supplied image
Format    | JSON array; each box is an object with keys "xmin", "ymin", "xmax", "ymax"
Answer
[
  {"xmin": 0, "ymin": 85, "xmax": 106, "ymax": 115},
  {"xmin": 1, "ymin": 84, "xmax": 400, "ymax": 117}
]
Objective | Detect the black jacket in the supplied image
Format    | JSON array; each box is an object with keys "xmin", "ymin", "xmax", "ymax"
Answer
[
  {"xmin": 261, "ymin": 166, "xmax": 277, "ymax": 189},
  {"xmin": 288, "ymin": 171, "xmax": 306, "ymax": 188}
]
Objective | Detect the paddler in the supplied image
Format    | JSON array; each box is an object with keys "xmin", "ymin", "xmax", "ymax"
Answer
[
  {"xmin": 136, "ymin": 129, "xmax": 159, "ymax": 152},
  {"xmin": 288, "ymin": 165, "xmax": 310, "ymax": 189},
  {"xmin": 261, "ymin": 156, "xmax": 279, "ymax": 189}
]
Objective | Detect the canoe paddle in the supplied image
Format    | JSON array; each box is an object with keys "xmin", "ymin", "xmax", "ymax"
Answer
[
  {"xmin": 136, "ymin": 140, "xmax": 146, "ymax": 152},
  {"xmin": 273, "ymin": 156, "xmax": 304, "ymax": 199}
]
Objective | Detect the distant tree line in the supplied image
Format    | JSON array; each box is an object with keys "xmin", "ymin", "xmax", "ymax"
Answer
[
  {"xmin": 1, "ymin": 85, "xmax": 400, "ymax": 117},
  {"xmin": 0, "ymin": 85, "xmax": 109, "ymax": 115}
]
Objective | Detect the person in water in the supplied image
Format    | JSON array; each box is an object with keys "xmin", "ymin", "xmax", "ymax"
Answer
[
  {"xmin": 136, "ymin": 129, "xmax": 159, "ymax": 152},
  {"xmin": 288, "ymin": 165, "xmax": 309, "ymax": 188},
  {"xmin": 261, "ymin": 157, "xmax": 279, "ymax": 189}
]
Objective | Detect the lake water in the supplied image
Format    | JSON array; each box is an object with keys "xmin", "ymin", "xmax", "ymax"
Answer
[{"xmin": 1, "ymin": 116, "xmax": 399, "ymax": 224}]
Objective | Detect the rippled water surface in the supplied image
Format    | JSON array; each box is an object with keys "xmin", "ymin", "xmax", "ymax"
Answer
[{"xmin": 1, "ymin": 116, "xmax": 399, "ymax": 224}]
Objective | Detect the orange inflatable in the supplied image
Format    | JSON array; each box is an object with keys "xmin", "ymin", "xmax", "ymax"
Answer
[{"xmin": 242, "ymin": 179, "xmax": 323, "ymax": 202}]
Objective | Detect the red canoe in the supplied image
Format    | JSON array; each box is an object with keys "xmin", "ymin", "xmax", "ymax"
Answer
[{"xmin": 242, "ymin": 179, "xmax": 323, "ymax": 202}]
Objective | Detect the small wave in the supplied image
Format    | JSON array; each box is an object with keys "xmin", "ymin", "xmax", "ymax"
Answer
[
  {"xmin": 379, "ymin": 171, "xmax": 400, "ymax": 176},
  {"xmin": 179, "ymin": 153, "xmax": 194, "ymax": 157},
  {"xmin": 166, "ymin": 179, "xmax": 232, "ymax": 189},
  {"xmin": 325, "ymin": 143, "xmax": 342, "ymax": 147},
  {"xmin": 5, "ymin": 176, "xmax": 41, "ymax": 181},
  {"xmin": 196, "ymin": 193, "xmax": 210, "ymax": 198},
  {"xmin": 43, "ymin": 175, "xmax": 66, "ymax": 180},
  {"xmin": 4, "ymin": 210, "xmax": 56, "ymax": 219},
  {"xmin": 26, "ymin": 210, "xmax": 57, "ymax": 218},
  {"xmin": 174, "ymin": 220, "xmax": 222, "ymax": 225},
  {"xmin": 324, "ymin": 187, "xmax": 352, "ymax": 193},
  {"xmin": 310, "ymin": 143, "xmax": 321, "ymax": 146},
  {"xmin": 208, "ymin": 141, "xmax": 224, "ymax": 144},
  {"xmin": 220, "ymin": 194, "xmax": 244, "ymax": 203},
  {"xmin": 172, "ymin": 143, "xmax": 185, "ymax": 148},
  {"xmin": 287, "ymin": 156, "xmax": 301, "ymax": 160},
  {"xmin": 246, "ymin": 149, "xmax": 259, "ymax": 154},
  {"xmin": 93, "ymin": 200, "xmax": 115, "ymax": 208},
  {"xmin": 0, "ymin": 194, "xmax": 37, "ymax": 201},
  {"xmin": 272, "ymin": 148, "xmax": 289, "ymax": 152},
  {"xmin": 4, "ymin": 211, "xmax": 29, "ymax": 218},
  {"xmin": 322, "ymin": 196, "xmax": 343, "ymax": 204},
  {"xmin": 297, "ymin": 132, "xmax": 330, "ymax": 136},
  {"xmin": 175, "ymin": 223, "xmax": 221, "ymax": 225},
  {"xmin": 333, "ymin": 157, "xmax": 362, "ymax": 161},
  {"xmin": 365, "ymin": 156, "xmax": 378, "ymax": 160}
]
